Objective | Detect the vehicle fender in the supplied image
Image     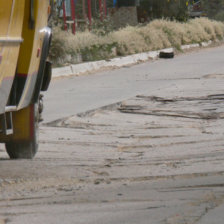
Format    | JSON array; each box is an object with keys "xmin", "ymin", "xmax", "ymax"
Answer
[{"xmin": 32, "ymin": 26, "xmax": 52, "ymax": 103}]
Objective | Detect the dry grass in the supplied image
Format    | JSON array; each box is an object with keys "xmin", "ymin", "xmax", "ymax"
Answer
[{"xmin": 50, "ymin": 18, "xmax": 224, "ymax": 65}]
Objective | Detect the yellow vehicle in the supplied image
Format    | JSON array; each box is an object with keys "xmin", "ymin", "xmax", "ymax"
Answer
[{"xmin": 0, "ymin": 0, "xmax": 52, "ymax": 159}]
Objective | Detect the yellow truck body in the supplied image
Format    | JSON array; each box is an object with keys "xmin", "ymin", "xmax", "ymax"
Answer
[{"xmin": 0, "ymin": 0, "xmax": 52, "ymax": 159}]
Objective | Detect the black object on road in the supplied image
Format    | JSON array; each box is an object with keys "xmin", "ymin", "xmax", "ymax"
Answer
[{"xmin": 159, "ymin": 51, "xmax": 174, "ymax": 59}]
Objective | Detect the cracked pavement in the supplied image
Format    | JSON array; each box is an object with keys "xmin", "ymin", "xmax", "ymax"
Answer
[{"xmin": 0, "ymin": 46, "xmax": 224, "ymax": 223}]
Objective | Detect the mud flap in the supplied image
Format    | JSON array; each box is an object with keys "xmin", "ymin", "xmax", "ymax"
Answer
[
  {"xmin": 4, "ymin": 104, "xmax": 38, "ymax": 159},
  {"xmin": 41, "ymin": 60, "xmax": 52, "ymax": 91}
]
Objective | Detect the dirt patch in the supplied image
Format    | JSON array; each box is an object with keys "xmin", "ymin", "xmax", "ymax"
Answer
[
  {"xmin": 119, "ymin": 94, "xmax": 224, "ymax": 120},
  {"xmin": 203, "ymin": 73, "xmax": 224, "ymax": 79}
]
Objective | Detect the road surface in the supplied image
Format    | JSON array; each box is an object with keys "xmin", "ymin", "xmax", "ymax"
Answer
[
  {"xmin": 0, "ymin": 45, "xmax": 224, "ymax": 223},
  {"xmin": 44, "ymin": 45, "xmax": 224, "ymax": 122}
]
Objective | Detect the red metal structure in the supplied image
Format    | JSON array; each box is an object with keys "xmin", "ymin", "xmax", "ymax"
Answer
[
  {"xmin": 62, "ymin": 0, "xmax": 107, "ymax": 34},
  {"xmin": 87, "ymin": 0, "xmax": 92, "ymax": 28}
]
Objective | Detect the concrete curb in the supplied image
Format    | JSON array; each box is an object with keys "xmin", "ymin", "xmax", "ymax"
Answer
[{"xmin": 52, "ymin": 41, "xmax": 213, "ymax": 79}]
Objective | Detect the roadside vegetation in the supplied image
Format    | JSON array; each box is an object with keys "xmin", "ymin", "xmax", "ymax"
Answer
[{"xmin": 50, "ymin": 18, "xmax": 224, "ymax": 66}]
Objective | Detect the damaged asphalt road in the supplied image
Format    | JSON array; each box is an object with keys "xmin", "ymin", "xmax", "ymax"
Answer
[{"xmin": 0, "ymin": 46, "xmax": 224, "ymax": 223}]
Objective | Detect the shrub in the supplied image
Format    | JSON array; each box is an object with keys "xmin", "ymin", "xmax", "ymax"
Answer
[{"xmin": 50, "ymin": 18, "xmax": 224, "ymax": 66}]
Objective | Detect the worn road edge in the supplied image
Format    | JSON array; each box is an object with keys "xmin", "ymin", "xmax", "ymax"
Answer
[{"xmin": 52, "ymin": 41, "xmax": 214, "ymax": 79}]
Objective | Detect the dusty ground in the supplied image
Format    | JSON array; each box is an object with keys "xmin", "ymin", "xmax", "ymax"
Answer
[
  {"xmin": 0, "ymin": 47, "xmax": 224, "ymax": 223},
  {"xmin": 0, "ymin": 80, "xmax": 224, "ymax": 223}
]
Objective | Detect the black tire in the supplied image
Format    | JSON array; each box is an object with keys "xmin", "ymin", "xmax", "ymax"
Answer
[
  {"xmin": 159, "ymin": 51, "xmax": 174, "ymax": 59},
  {"xmin": 5, "ymin": 104, "xmax": 39, "ymax": 159}
]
